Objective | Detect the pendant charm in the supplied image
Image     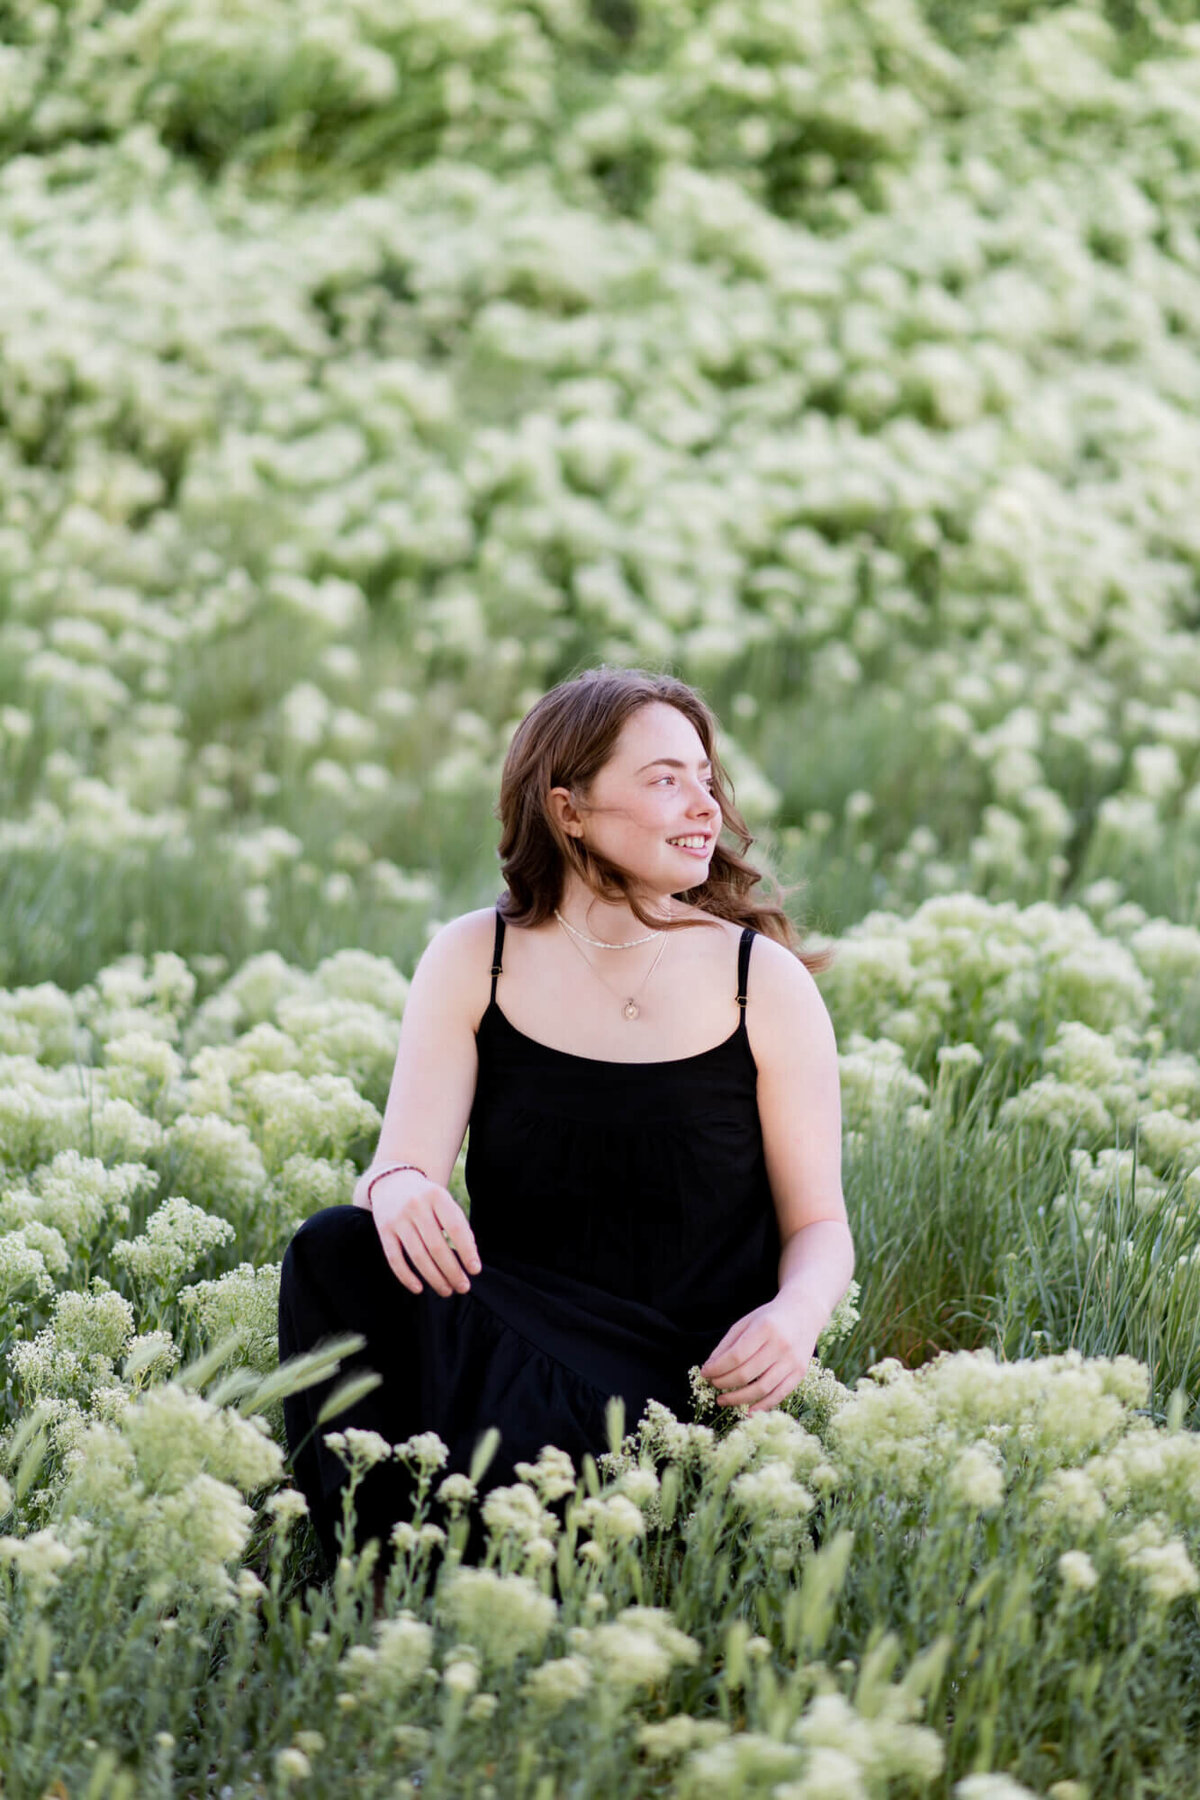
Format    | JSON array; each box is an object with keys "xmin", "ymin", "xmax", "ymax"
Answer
[{"xmin": 623, "ymin": 1000, "xmax": 639, "ymax": 1020}]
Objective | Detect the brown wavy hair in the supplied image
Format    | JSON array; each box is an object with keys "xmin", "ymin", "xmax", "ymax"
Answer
[{"xmin": 495, "ymin": 667, "xmax": 830, "ymax": 971}]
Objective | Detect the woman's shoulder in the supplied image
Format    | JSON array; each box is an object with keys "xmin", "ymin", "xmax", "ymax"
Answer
[
  {"xmin": 406, "ymin": 907, "xmax": 504, "ymax": 1035},
  {"xmin": 741, "ymin": 923, "xmax": 823, "ymax": 991},
  {"xmin": 421, "ymin": 906, "xmax": 502, "ymax": 966},
  {"xmin": 743, "ymin": 928, "xmax": 836, "ymax": 1068},
  {"xmin": 409, "ymin": 906, "xmax": 499, "ymax": 987}
]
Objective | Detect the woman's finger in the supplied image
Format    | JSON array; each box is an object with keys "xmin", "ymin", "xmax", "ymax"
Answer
[
  {"xmin": 411, "ymin": 1210, "xmax": 472, "ymax": 1294},
  {"xmin": 718, "ymin": 1359, "xmax": 783, "ymax": 1407},
  {"xmin": 747, "ymin": 1371, "xmax": 800, "ymax": 1413},
  {"xmin": 373, "ymin": 1220, "xmax": 423, "ymax": 1294},
  {"xmin": 430, "ymin": 1193, "xmax": 482, "ymax": 1274},
  {"xmin": 394, "ymin": 1218, "xmax": 457, "ymax": 1298},
  {"xmin": 710, "ymin": 1333, "xmax": 771, "ymax": 1390}
]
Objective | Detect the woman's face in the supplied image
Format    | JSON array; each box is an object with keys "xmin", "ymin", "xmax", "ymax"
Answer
[{"xmin": 555, "ymin": 701, "xmax": 722, "ymax": 894}]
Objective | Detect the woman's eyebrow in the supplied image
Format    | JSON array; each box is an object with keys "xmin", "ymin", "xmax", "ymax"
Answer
[{"xmin": 635, "ymin": 757, "xmax": 714, "ymax": 773}]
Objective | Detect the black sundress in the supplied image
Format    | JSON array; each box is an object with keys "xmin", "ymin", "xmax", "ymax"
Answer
[{"xmin": 278, "ymin": 908, "xmax": 780, "ymax": 1562}]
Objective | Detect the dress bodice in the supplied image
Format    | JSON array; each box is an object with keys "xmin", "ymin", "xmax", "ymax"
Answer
[{"xmin": 465, "ymin": 909, "xmax": 780, "ymax": 1335}]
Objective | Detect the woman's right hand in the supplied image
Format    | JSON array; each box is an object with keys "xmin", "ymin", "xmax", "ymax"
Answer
[{"xmin": 366, "ymin": 1169, "xmax": 482, "ymax": 1297}]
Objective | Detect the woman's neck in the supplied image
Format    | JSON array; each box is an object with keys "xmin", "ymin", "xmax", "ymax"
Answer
[{"xmin": 554, "ymin": 876, "xmax": 677, "ymax": 941}]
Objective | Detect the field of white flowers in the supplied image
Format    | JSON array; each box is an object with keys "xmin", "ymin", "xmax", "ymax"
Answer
[{"xmin": 3, "ymin": 0, "xmax": 1200, "ymax": 1792}]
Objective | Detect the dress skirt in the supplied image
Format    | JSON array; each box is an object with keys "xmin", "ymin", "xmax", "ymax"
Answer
[{"xmin": 278, "ymin": 1204, "xmax": 713, "ymax": 1569}]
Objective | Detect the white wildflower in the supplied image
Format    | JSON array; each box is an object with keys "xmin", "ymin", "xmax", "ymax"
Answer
[
  {"xmin": 1038, "ymin": 1469, "xmax": 1107, "ymax": 1528},
  {"xmin": 581, "ymin": 1606, "xmax": 700, "ymax": 1692},
  {"xmin": 120, "ymin": 1384, "xmax": 285, "ymax": 1494},
  {"xmin": 947, "ymin": 1442, "xmax": 1006, "ymax": 1513},
  {"xmin": 274, "ymin": 1746, "xmax": 311, "ymax": 1782},
  {"xmin": 394, "ymin": 1431, "xmax": 449, "ymax": 1473},
  {"xmin": 513, "ymin": 1444, "xmax": 577, "ymax": 1501},
  {"xmin": 442, "ymin": 1658, "xmax": 479, "ymax": 1696},
  {"xmin": 519, "ymin": 1654, "xmax": 592, "ymax": 1713},
  {"xmin": 179, "ymin": 1263, "xmax": 281, "ymax": 1373},
  {"xmin": 1, "ymin": 1152, "xmax": 155, "ymax": 1250},
  {"xmin": 0, "ymin": 1230, "xmax": 55, "ymax": 1303},
  {"xmin": 637, "ymin": 1715, "xmax": 730, "ymax": 1761},
  {"xmin": 1122, "ymin": 1538, "xmax": 1199, "ymax": 1605},
  {"xmin": 370, "ymin": 1613, "xmax": 435, "ymax": 1689},
  {"xmin": 730, "ymin": 1460, "xmax": 816, "ymax": 1522},
  {"xmin": 774, "ymin": 1746, "xmax": 865, "ymax": 1799},
  {"xmin": 325, "ymin": 1428, "xmax": 391, "ymax": 1473},
  {"xmin": 1058, "ymin": 1551, "xmax": 1099, "ymax": 1592},
  {"xmin": 112, "ymin": 1196, "xmax": 235, "ymax": 1287},
  {"xmin": 482, "ymin": 1481, "xmax": 559, "ymax": 1546},
  {"xmin": 164, "ymin": 1113, "xmax": 267, "ymax": 1213},
  {"xmin": 0, "ymin": 1529, "xmax": 79, "ymax": 1589},
  {"xmin": 436, "ymin": 1472, "xmax": 477, "ymax": 1509},
  {"xmin": 123, "ymin": 1331, "xmax": 180, "ymax": 1385},
  {"xmin": 440, "ymin": 1566, "xmax": 557, "ymax": 1669},
  {"xmin": 266, "ymin": 1489, "xmax": 309, "ymax": 1523},
  {"xmin": 574, "ymin": 1491, "xmax": 647, "ymax": 1543},
  {"xmin": 240, "ymin": 1070, "xmax": 380, "ymax": 1170},
  {"xmin": 955, "ymin": 1776, "xmax": 1043, "ymax": 1800}
]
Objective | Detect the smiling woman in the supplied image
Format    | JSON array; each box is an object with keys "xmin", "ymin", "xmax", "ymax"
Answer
[{"xmin": 277, "ymin": 667, "xmax": 853, "ymax": 1570}]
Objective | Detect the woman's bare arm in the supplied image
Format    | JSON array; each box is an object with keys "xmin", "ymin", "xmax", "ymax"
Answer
[
  {"xmin": 353, "ymin": 908, "xmax": 495, "ymax": 1296},
  {"xmin": 699, "ymin": 932, "xmax": 854, "ymax": 1410},
  {"xmin": 751, "ymin": 934, "xmax": 854, "ymax": 1330}
]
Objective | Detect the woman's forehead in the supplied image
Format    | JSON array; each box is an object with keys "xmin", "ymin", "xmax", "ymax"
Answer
[{"xmin": 612, "ymin": 702, "xmax": 706, "ymax": 762}]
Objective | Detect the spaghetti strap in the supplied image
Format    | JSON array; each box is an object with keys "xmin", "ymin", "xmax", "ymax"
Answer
[
  {"xmin": 490, "ymin": 908, "xmax": 506, "ymax": 1005},
  {"xmin": 735, "ymin": 927, "xmax": 754, "ymax": 1016}
]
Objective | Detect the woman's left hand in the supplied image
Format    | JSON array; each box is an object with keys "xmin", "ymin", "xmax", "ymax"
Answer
[{"xmin": 699, "ymin": 1295, "xmax": 821, "ymax": 1414}]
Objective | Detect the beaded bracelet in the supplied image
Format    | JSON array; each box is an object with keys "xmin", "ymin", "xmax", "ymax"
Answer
[{"xmin": 365, "ymin": 1162, "xmax": 427, "ymax": 1208}]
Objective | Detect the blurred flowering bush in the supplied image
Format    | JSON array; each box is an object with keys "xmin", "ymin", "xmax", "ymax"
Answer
[{"xmin": 2, "ymin": 0, "xmax": 1200, "ymax": 982}]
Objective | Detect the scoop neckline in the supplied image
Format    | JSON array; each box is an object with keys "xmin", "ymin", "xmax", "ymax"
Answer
[{"xmin": 484, "ymin": 999, "xmax": 749, "ymax": 1069}]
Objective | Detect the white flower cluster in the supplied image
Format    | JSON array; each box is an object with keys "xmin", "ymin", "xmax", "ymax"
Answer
[
  {"xmin": 55, "ymin": 1382, "xmax": 285, "ymax": 1608},
  {"xmin": 439, "ymin": 1565, "xmax": 558, "ymax": 1671},
  {"xmin": 481, "ymin": 1480, "xmax": 561, "ymax": 1557},
  {"xmin": 826, "ymin": 895, "xmax": 1157, "ymax": 1064},
  {"xmin": 684, "ymin": 1685, "xmax": 944, "ymax": 1797},
  {"xmin": 0, "ymin": 1150, "xmax": 157, "ymax": 1252},
  {"xmin": 10, "ymin": 1284, "xmax": 137, "ymax": 1408},
  {"xmin": 341, "ymin": 1610, "xmax": 435, "ymax": 1700},
  {"xmin": 832, "ymin": 1348, "xmax": 1150, "ymax": 1498},
  {"xmin": 180, "ymin": 1262, "xmax": 281, "ymax": 1373},
  {"xmin": 568, "ymin": 1605, "xmax": 700, "ymax": 1694},
  {"xmin": 0, "ymin": 1224, "xmax": 63, "ymax": 1305},
  {"xmin": 112, "ymin": 1195, "xmax": 235, "ymax": 1288}
]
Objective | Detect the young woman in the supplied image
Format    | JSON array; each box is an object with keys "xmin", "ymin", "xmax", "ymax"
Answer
[{"xmin": 278, "ymin": 667, "xmax": 853, "ymax": 1569}]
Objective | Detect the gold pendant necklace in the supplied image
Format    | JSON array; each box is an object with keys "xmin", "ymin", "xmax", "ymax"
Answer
[{"xmin": 555, "ymin": 913, "xmax": 669, "ymax": 1019}]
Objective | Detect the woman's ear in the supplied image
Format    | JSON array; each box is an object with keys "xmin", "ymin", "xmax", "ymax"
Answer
[{"xmin": 547, "ymin": 785, "xmax": 585, "ymax": 839}]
